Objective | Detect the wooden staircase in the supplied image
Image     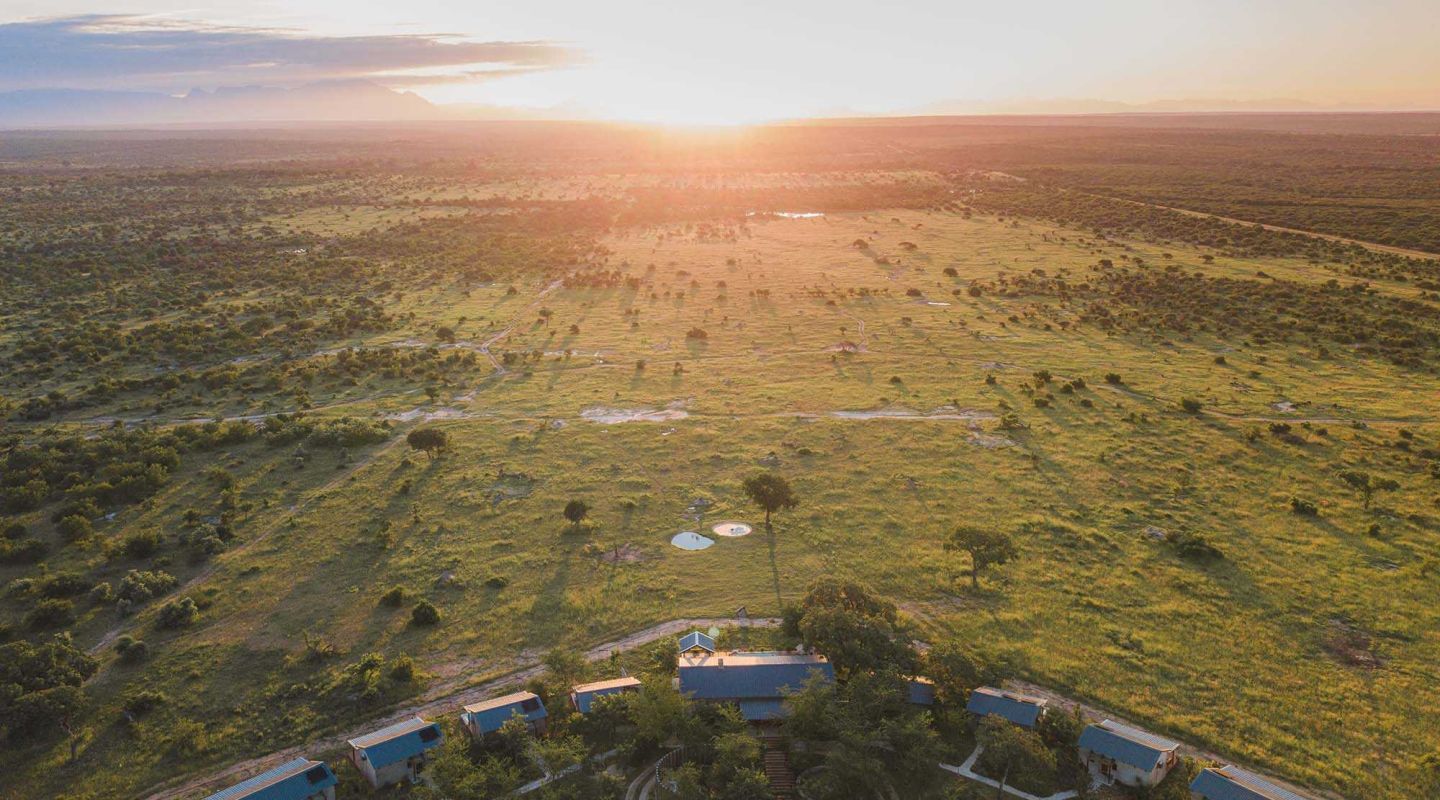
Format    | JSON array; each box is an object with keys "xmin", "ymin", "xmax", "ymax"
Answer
[{"xmin": 760, "ymin": 735, "xmax": 795, "ymax": 799}]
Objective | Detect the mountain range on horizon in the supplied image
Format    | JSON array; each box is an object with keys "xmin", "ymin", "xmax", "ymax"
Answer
[{"xmin": 0, "ymin": 80, "xmax": 1431, "ymax": 129}]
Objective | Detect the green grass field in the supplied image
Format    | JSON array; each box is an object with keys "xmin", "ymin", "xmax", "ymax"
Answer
[{"xmin": 4, "ymin": 185, "xmax": 1439, "ymax": 800}]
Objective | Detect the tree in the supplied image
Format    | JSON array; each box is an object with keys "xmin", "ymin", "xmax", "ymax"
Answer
[
  {"xmin": 922, "ymin": 641, "xmax": 1000, "ymax": 705},
  {"xmin": 947, "ymin": 526, "xmax": 1018, "ymax": 589},
  {"xmin": 0, "ymin": 634, "xmax": 97, "ymax": 746},
  {"xmin": 562, "ymin": 499, "xmax": 589, "ymax": 528},
  {"xmin": 741, "ymin": 473, "xmax": 799, "ymax": 533},
  {"xmin": 406, "ymin": 427, "xmax": 449, "ymax": 458},
  {"xmin": 1338, "ymin": 470, "xmax": 1399, "ymax": 510},
  {"xmin": 976, "ymin": 715, "xmax": 1055, "ymax": 798},
  {"xmin": 788, "ymin": 578, "xmax": 916, "ymax": 678}
]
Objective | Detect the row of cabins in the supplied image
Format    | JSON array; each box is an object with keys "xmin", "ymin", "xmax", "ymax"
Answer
[
  {"xmin": 201, "ymin": 679, "xmax": 644, "ymax": 800},
  {"xmin": 960, "ymin": 686, "xmax": 1314, "ymax": 799},
  {"xmin": 204, "ymin": 631, "xmax": 1309, "ymax": 800}
]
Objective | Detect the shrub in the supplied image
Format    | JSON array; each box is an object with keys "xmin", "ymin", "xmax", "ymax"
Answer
[
  {"xmin": 122, "ymin": 531, "xmax": 162, "ymax": 559},
  {"xmin": 0, "ymin": 538, "xmax": 47, "ymax": 564},
  {"xmin": 1104, "ymin": 373, "xmax": 1123, "ymax": 384},
  {"xmin": 1180, "ymin": 398, "xmax": 1204, "ymax": 414},
  {"xmin": 1290, "ymin": 497, "xmax": 1319, "ymax": 516},
  {"xmin": 685, "ymin": 327, "xmax": 708, "ymax": 340},
  {"xmin": 115, "ymin": 635, "xmax": 149, "ymax": 664},
  {"xmin": 2, "ymin": 522, "xmax": 26, "ymax": 540},
  {"xmin": 57, "ymin": 514, "xmax": 94, "ymax": 542},
  {"xmin": 411, "ymin": 600, "xmax": 441, "ymax": 626},
  {"xmin": 485, "ymin": 575, "xmax": 509, "ymax": 589},
  {"xmin": 390, "ymin": 655, "xmax": 416, "ymax": 682},
  {"xmin": 117, "ymin": 570, "xmax": 178, "ymax": 605},
  {"xmin": 90, "ymin": 582, "xmax": 115, "ymax": 604},
  {"xmin": 37, "ymin": 573, "xmax": 89, "ymax": 598},
  {"xmin": 157, "ymin": 597, "xmax": 200, "ymax": 629},
  {"xmin": 123, "ymin": 690, "xmax": 168, "ymax": 717},
  {"xmin": 25, "ymin": 599, "xmax": 76, "ymax": 629},
  {"xmin": 379, "ymin": 585, "xmax": 407, "ymax": 607},
  {"xmin": 943, "ymin": 267, "xmax": 958, "ymax": 277}
]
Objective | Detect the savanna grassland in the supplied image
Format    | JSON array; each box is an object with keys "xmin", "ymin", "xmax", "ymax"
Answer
[{"xmin": 2, "ymin": 120, "xmax": 1439, "ymax": 800}]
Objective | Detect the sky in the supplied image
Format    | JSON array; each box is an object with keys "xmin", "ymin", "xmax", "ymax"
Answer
[{"xmin": 2, "ymin": 0, "xmax": 1439, "ymax": 124}]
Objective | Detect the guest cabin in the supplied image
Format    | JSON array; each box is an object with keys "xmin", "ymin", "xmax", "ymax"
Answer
[
  {"xmin": 346, "ymin": 716, "xmax": 443, "ymax": 788},
  {"xmin": 204, "ymin": 758, "xmax": 337, "ymax": 800},
  {"xmin": 461, "ymin": 691, "xmax": 548, "ymax": 738},
  {"xmin": 1078, "ymin": 719, "xmax": 1181, "ymax": 788},
  {"xmin": 570, "ymin": 676, "xmax": 643, "ymax": 713}
]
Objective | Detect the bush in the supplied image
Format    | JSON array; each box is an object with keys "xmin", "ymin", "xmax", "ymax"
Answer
[
  {"xmin": 122, "ymin": 530, "xmax": 162, "ymax": 559},
  {"xmin": 379, "ymin": 585, "xmax": 407, "ymax": 607},
  {"xmin": 685, "ymin": 327, "xmax": 709, "ymax": 340},
  {"xmin": 157, "ymin": 597, "xmax": 200, "ymax": 628},
  {"xmin": 1180, "ymin": 398, "xmax": 1204, "ymax": 414},
  {"xmin": 37, "ymin": 572, "xmax": 89, "ymax": 598},
  {"xmin": 90, "ymin": 582, "xmax": 115, "ymax": 604},
  {"xmin": 411, "ymin": 600, "xmax": 441, "ymax": 626},
  {"xmin": 0, "ymin": 538, "xmax": 47, "ymax": 564},
  {"xmin": 56, "ymin": 515, "xmax": 94, "ymax": 542},
  {"xmin": 1290, "ymin": 497, "xmax": 1319, "ymax": 516},
  {"xmin": 115, "ymin": 635, "xmax": 149, "ymax": 664},
  {"xmin": 117, "ymin": 570, "xmax": 178, "ymax": 605},
  {"xmin": 2, "ymin": 522, "xmax": 26, "ymax": 540},
  {"xmin": 1104, "ymin": 373, "xmax": 1123, "ymax": 384},
  {"xmin": 123, "ymin": 690, "xmax": 168, "ymax": 717},
  {"xmin": 391, "ymin": 654, "xmax": 416, "ymax": 682},
  {"xmin": 25, "ymin": 599, "xmax": 76, "ymax": 629}
]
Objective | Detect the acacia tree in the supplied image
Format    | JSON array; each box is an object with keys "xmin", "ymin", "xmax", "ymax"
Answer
[
  {"xmin": 406, "ymin": 427, "xmax": 449, "ymax": 459},
  {"xmin": 1338, "ymin": 470, "xmax": 1399, "ymax": 510},
  {"xmin": 741, "ymin": 473, "xmax": 799, "ymax": 534},
  {"xmin": 947, "ymin": 526, "xmax": 1018, "ymax": 589}
]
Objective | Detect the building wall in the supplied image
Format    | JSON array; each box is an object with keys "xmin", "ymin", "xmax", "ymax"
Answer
[
  {"xmin": 350, "ymin": 749, "xmax": 378, "ymax": 786},
  {"xmin": 1081, "ymin": 748, "xmax": 1174, "ymax": 788}
]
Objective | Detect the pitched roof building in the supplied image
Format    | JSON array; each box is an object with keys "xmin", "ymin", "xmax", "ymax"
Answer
[
  {"xmin": 964, "ymin": 686, "xmax": 1048, "ymax": 727},
  {"xmin": 347, "ymin": 716, "xmax": 443, "ymax": 788},
  {"xmin": 677, "ymin": 639, "xmax": 834, "ymax": 722},
  {"xmin": 1190, "ymin": 765, "xmax": 1315, "ymax": 800},
  {"xmin": 1077, "ymin": 719, "xmax": 1181, "ymax": 788},
  {"xmin": 461, "ymin": 691, "xmax": 548, "ymax": 737},
  {"xmin": 570, "ymin": 676, "xmax": 643, "ymax": 713},
  {"xmin": 205, "ymin": 758, "xmax": 337, "ymax": 800}
]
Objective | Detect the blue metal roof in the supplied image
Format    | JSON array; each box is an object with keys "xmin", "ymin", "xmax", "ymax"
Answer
[
  {"xmin": 1078, "ymin": 720, "xmax": 1179, "ymax": 770},
  {"xmin": 462, "ymin": 692, "xmax": 548, "ymax": 735},
  {"xmin": 205, "ymin": 758, "xmax": 337, "ymax": 800},
  {"xmin": 678, "ymin": 631, "xmax": 715, "ymax": 653},
  {"xmin": 678, "ymin": 653, "xmax": 834, "ymax": 701},
  {"xmin": 738, "ymin": 699, "xmax": 788, "ymax": 721},
  {"xmin": 570, "ymin": 677, "xmax": 642, "ymax": 713},
  {"xmin": 907, "ymin": 678, "xmax": 936, "ymax": 706},
  {"xmin": 965, "ymin": 686, "xmax": 1045, "ymax": 727},
  {"xmin": 349, "ymin": 717, "xmax": 443, "ymax": 769},
  {"xmin": 1190, "ymin": 766, "xmax": 1312, "ymax": 800}
]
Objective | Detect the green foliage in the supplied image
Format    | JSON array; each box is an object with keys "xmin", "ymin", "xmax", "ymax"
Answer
[
  {"xmin": 740, "ymin": 473, "xmax": 799, "ymax": 527},
  {"xmin": 407, "ymin": 427, "xmax": 451, "ymax": 456},
  {"xmin": 0, "ymin": 634, "xmax": 97, "ymax": 742},
  {"xmin": 788, "ymin": 578, "xmax": 916, "ymax": 678},
  {"xmin": 379, "ymin": 585, "xmax": 407, "ymax": 607},
  {"xmin": 24, "ymin": 599, "xmax": 76, "ymax": 630},
  {"xmin": 975, "ymin": 715, "xmax": 1056, "ymax": 794},
  {"xmin": 156, "ymin": 597, "xmax": 200, "ymax": 629},
  {"xmin": 563, "ymin": 499, "xmax": 590, "ymax": 526},
  {"xmin": 411, "ymin": 599, "xmax": 442, "ymax": 626},
  {"xmin": 947, "ymin": 526, "xmax": 1020, "ymax": 588}
]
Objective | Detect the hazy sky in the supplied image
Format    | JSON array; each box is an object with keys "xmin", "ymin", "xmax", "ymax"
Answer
[{"xmin": 3, "ymin": 0, "xmax": 1439, "ymax": 122}]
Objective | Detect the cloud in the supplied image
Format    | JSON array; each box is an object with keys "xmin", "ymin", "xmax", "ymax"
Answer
[{"xmin": 0, "ymin": 14, "xmax": 580, "ymax": 92}]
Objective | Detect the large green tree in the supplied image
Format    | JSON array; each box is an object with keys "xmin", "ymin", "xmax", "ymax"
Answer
[
  {"xmin": 787, "ymin": 578, "xmax": 917, "ymax": 679},
  {"xmin": 741, "ymin": 473, "xmax": 799, "ymax": 532},
  {"xmin": 947, "ymin": 526, "xmax": 1019, "ymax": 588}
]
